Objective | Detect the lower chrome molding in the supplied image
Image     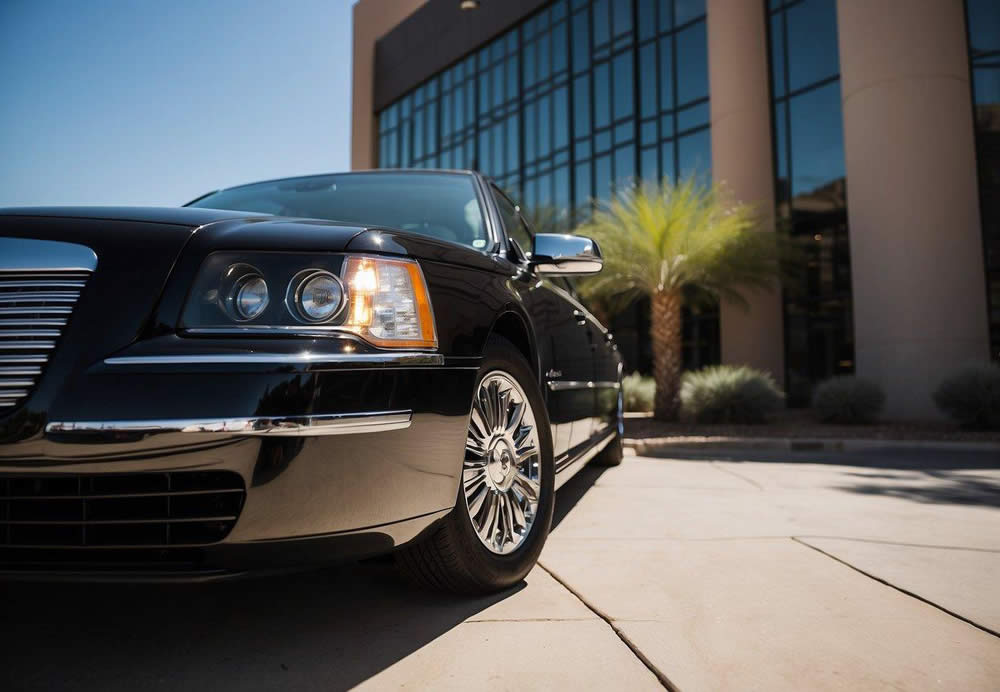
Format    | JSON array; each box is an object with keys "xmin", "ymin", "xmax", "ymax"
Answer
[
  {"xmin": 547, "ymin": 380, "xmax": 620, "ymax": 391},
  {"xmin": 103, "ymin": 352, "xmax": 443, "ymax": 367},
  {"xmin": 45, "ymin": 411, "xmax": 412, "ymax": 438}
]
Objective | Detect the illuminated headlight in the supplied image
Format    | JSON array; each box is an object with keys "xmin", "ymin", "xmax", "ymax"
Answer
[
  {"xmin": 341, "ymin": 256, "xmax": 437, "ymax": 348},
  {"xmin": 288, "ymin": 270, "xmax": 344, "ymax": 323}
]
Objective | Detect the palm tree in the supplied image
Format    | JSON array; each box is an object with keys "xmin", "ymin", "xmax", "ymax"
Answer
[{"xmin": 576, "ymin": 178, "xmax": 782, "ymax": 420}]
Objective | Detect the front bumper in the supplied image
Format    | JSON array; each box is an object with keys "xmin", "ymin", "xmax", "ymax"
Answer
[{"xmin": 0, "ymin": 346, "xmax": 479, "ymax": 578}]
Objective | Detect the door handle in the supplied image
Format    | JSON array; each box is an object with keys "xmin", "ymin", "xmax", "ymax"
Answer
[{"xmin": 572, "ymin": 309, "xmax": 587, "ymax": 326}]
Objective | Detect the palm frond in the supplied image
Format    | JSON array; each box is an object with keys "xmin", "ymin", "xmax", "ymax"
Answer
[{"xmin": 574, "ymin": 177, "xmax": 784, "ymax": 307}]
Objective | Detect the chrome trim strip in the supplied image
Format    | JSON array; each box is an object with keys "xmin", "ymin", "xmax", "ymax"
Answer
[
  {"xmin": 547, "ymin": 380, "xmax": 621, "ymax": 391},
  {"xmin": 0, "ymin": 237, "xmax": 98, "ymax": 272},
  {"xmin": 104, "ymin": 352, "xmax": 445, "ymax": 366},
  {"xmin": 45, "ymin": 410, "xmax": 413, "ymax": 437}
]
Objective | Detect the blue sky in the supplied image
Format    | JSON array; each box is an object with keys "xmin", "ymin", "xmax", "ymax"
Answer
[{"xmin": 0, "ymin": 0, "xmax": 354, "ymax": 207}]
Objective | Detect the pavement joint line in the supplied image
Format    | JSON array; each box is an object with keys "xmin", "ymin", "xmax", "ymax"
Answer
[
  {"xmin": 709, "ymin": 461, "xmax": 764, "ymax": 490},
  {"xmin": 793, "ymin": 535, "xmax": 1000, "ymax": 553},
  {"xmin": 625, "ymin": 437, "xmax": 1000, "ymax": 454},
  {"xmin": 791, "ymin": 537, "xmax": 1000, "ymax": 640},
  {"xmin": 537, "ymin": 561, "xmax": 680, "ymax": 692}
]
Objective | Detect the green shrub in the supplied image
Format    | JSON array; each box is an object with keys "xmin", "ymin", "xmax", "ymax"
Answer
[
  {"xmin": 622, "ymin": 372, "xmax": 655, "ymax": 412},
  {"xmin": 933, "ymin": 362, "xmax": 1000, "ymax": 430},
  {"xmin": 812, "ymin": 376, "xmax": 885, "ymax": 424},
  {"xmin": 679, "ymin": 365, "xmax": 784, "ymax": 424}
]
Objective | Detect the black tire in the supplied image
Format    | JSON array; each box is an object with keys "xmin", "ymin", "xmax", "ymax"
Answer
[
  {"xmin": 591, "ymin": 379, "xmax": 624, "ymax": 467},
  {"xmin": 396, "ymin": 334, "xmax": 555, "ymax": 594}
]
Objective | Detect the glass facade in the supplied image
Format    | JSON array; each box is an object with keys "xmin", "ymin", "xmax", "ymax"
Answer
[
  {"xmin": 768, "ymin": 0, "xmax": 853, "ymax": 406},
  {"xmin": 966, "ymin": 0, "xmax": 1000, "ymax": 359},
  {"xmin": 376, "ymin": 0, "xmax": 715, "ymax": 374}
]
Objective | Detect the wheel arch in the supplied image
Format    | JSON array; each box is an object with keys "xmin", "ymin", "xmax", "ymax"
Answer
[{"xmin": 486, "ymin": 309, "xmax": 539, "ymax": 382}]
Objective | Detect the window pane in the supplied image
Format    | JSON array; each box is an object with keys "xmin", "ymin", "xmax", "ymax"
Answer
[
  {"xmin": 676, "ymin": 20, "xmax": 708, "ymax": 104},
  {"xmin": 574, "ymin": 74, "xmax": 591, "ymax": 137},
  {"xmin": 595, "ymin": 154, "xmax": 612, "ymax": 200},
  {"xmin": 614, "ymin": 144, "xmax": 635, "ymax": 187},
  {"xmin": 675, "ymin": 0, "xmax": 705, "ymax": 24},
  {"xmin": 638, "ymin": 0, "xmax": 656, "ymax": 41},
  {"xmin": 593, "ymin": 0, "xmax": 610, "ymax": 46},
  {"xmin": 770, "ymin": 13, "xmax": 785, "ymax": 99},
  {"xmin": 659, "ymin": 36, "xmax": 674, "ymax": 111},
  {"xmin": 613, "ymin": 51, "xmax": 634, "ymax": 120},
  {"xmin": 658, "ymin": 0, "xmax": 672, "ymax": 32},
  {"xmin": 968, "ymin": 0, "xmax": 1000, "ymax": 54},
  {"xmin": 641, "ymin": 146, "xmax": 658, "ymax": 182},
  {"xmin": 678, "ymin": 128, "xmax": 711, "ymax": 184},
  {"xmin": 640, "ymin": 43, "xmax": 657, "ymax": 118},
  {"xmin": 594, "ymin": 62, "xmax": 611, "ymax": 129},
  {"xmin": 613, "ymin": 0, "xmax": 633, "ymax": 36},
  {"xmin": 788, "ymin": 82, "xmax": 844, "ymax": 202},
  {"xmin": 575, "ymin": 161, "xmax": 592, "ymax": 206},
  {"xmin": 572, "ymin": 9, "xmax": 590, "ymax": 73},
  {"xmin": 553, "ymin": 21, "xmax": 568, "ymax": 74},
  {"xmin": 786, "ymin": 0, "xmax": 840, "ymax": 92},
  {"xmin": 539, "ymin": 93, "xmax": 552, "ymax": 157},
  {"xmin": 554, "ymin": 87, "xmax": 569, "ymax": 149}
]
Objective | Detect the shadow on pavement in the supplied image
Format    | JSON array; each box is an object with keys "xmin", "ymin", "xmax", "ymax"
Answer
[
  {"xmin": 0, "ymin": 466, "xmax": 612, "ymax": 691},
  {"xmin": 640, "ymin": 447, "xmax": 1000, "ymax": 508},
  {"xmin": 0, "ymin": 560, "xmax": 522, "ymax": 691}
]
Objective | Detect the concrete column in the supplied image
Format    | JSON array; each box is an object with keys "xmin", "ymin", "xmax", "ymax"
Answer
[
  {"xmin": 837, "ymin": 0, "xmax": 989, "ymax": 419},
  {"xmin": 707, "ymin": 0, "xmax": 786, "ymax": 386},
  {"xmin": 351, "ymin": 0, "xmax": 426, "ymax": 170}
]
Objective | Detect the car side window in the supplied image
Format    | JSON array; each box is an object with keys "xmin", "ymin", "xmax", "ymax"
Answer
[{"xmin": 491, "ymin": 187, "xmax": 533, "ymax": 261}]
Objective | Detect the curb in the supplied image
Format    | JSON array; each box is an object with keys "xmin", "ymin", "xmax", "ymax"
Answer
[{"xmin": 624, "ymin": 436, "xmax": 1000, "ymax": 455}]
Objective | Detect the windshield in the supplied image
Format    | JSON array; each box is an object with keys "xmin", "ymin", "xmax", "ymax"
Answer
[{"xmin": 188, "ymin": 172, "xmax": 489, "ymax": 250}]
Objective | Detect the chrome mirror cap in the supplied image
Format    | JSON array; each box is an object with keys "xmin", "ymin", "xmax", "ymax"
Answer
[{"xmin": 530, "ymin": 233, "xmax": 603, "ymax": 275}]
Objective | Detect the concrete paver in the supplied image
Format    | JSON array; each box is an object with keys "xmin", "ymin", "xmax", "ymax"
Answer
[{"xmin": 542, "ymin": 450, "xmax": 1000, "ymax": 690}]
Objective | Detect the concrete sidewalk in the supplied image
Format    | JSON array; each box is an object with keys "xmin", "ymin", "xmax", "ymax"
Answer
[
  {"xmin": 540, "ymin": 448, "xmax": 1000, "ymax": 690},
  {"xmin": 1, "ymin": 447, "xmax": 998, "ymax": 690}
]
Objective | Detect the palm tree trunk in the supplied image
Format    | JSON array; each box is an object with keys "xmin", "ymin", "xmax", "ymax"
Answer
[{"xmin": 651, "ymin": 290, "xmax": 683, "ymax": 420}]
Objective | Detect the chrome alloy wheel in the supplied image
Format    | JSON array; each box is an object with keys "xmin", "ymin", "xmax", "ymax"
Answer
[{"xmin": 464, "ymin": 371, "xmax": 541, "ymax": 555}]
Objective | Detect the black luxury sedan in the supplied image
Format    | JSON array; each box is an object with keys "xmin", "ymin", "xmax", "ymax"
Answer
[{"xmin": 0, "ymin": 170, "xmax": 623, "ymax": 593}]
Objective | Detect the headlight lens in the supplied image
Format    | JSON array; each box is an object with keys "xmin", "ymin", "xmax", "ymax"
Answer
[
  {"xmin": 289, "ymin": 270, "xmax": 344, "ymax": 323},
  {"xmin": 233, "ymin": 275, "xmax": 269, "ymax": 321},
  {"xmin": 341, "ymin": 256, "xmax": 437, "ymax": 348}
]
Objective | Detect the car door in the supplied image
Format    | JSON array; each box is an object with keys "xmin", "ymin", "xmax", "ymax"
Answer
[
  {"xmin": 490, "ymin": 187, "xmax": 595, "ymax": 465},
  {"xmin": 589, "ymin": 311, "xmax": 622, "ymax": 439}
]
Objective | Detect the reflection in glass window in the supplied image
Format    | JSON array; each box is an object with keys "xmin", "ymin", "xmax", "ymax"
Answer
[
  {"xmin": 770, "ymin": 0, "xmax": 854, "ymax": 405},
  {"xmin": 967, "ymin": 0, "xmax": 1000, "ymax": 358}
]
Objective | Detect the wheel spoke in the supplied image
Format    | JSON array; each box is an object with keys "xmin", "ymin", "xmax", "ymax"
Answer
[
  {"xmin": 513, "ymin": 473, "xmax": 540, "ymax": 503},
  {"xmin": 497, "ymin": 387, "xmax": 511, "ymax": 433},
  {"xmin": 504, "ymin": 401, "xmax": 525, "ymax": 436},
  {"xmin": 501, "ymin": 493, "xmax": 517, "ymax": 539},
  {"xmin": 467, "ymin": 482, "xmax": 488, "ymax": 517},
  {"xmin": 478, "ymin": 492, "xmax": 498, "ymax": 542},
  {"xmin": 508, "ymin": 489, "xmax": 527, "ymax": 528}
]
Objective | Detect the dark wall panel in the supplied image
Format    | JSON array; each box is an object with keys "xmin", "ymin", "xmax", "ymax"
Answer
[{"xmin": 375, "ymin": 0, "xmax": 549, "ymax": 112}]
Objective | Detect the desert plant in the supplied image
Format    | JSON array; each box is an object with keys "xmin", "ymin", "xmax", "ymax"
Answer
[
  {"xmin": 933, "ymin": 362, "xmax": 1000, "ymax": 430},
  {"xmin": 622, "ymin": 372, "xmax": 655, "ymax": 412},
  {"xmin": 577, "ymin": 178, "xmax": 782, "ymax": 420},
  {"xmin": 679, "ymin": 365, "xmax": 784, "ymax": 424},
  {"xmin": 812, "ymin": 376, "xmax": 886, "ymax": 424}
]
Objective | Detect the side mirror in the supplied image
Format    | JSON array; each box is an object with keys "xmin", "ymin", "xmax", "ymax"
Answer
[{"xmin": 530, "ymin": 233, "xmax": 603, "ymax": 275}]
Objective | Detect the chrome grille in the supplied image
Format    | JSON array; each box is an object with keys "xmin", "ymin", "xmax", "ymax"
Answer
[{"xmin": 0, "ymin": 270, "xmax": 89, "ymax": 410}]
